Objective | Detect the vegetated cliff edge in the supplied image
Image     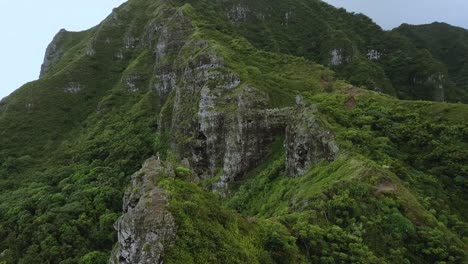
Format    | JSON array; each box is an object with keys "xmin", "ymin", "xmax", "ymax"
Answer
[{"xmin": 0, "ymin": 0, "xmax": 466, "ymax": 263}]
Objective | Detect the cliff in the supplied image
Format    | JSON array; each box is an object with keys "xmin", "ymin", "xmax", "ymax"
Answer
[{"xmin": 0, "ymin": 0, "xmax": 466, "ymax": 263}]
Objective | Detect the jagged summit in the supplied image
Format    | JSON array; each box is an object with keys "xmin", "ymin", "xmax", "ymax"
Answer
[{"xmin": 0, "ymin": 0, "xmax": 467, "ymax": 263}]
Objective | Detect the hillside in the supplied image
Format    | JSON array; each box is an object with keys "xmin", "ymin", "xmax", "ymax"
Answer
[
  {"xmin": 0, "ymin": 0, "xmax": 467, "ymax": 263},
  {"xmin": 394, "ymin": 22, "xmax": 468, "ymax": 102},
  {"xmin": 200, "ymin": 0, "xmax": 463, "ymax": 102}
]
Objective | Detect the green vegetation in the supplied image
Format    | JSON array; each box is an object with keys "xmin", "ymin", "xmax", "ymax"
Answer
[
  {"xmin": 161, "ymin": 179, "xmax": 272, "ymax": 264},
  {"xmin": 179, "ymin": 0, "xmax": 466, "ymax": 102},
  {"xmin": 0, "ymin": 0, "xmax": 467, "ymax": 263},
  {"xmin": 225, "ymin": 86, "xmax": 467, "ymax": 263},
  {"xmin": 395, "ymin": 22, "xmax": 468, "ymax": 102}
]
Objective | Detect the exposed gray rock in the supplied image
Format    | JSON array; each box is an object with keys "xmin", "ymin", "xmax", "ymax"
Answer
[
  {"xmin": 86, "ymin": 47, "xmax": 96, "ymax": 56},
  {"xmin": 330, "ymin": 48, "xmax": 352, "ymax": 66},
  {"xmin": 171, "ymin": 49, "xmax": 230, "ymax": 172},
  {"xmin": 106, "ymin": 7, "xmax": 125, "ymax": 27},
  {"xmin": 367, "ymin": 49, "xmax": 381, "ymax": 60},
  {"xmin": 219, "ymin": 87, "xmax": 289, "ymax": 185},
  {"xmin": 63, "ymin": 82, "xmax": 83, "ymax": 94},
  {"xmin": 84, "ymin": 25, "xmax": 106, "ymax": 57},
  {"xmin": 25, "ymin": 102, "xmax": 34, "ymax": 112},
  {"xmin": 285, "ymin": 105, "xmax": 339, "ymax": 177},
  {"xmin": 0, "ymin": 99, "xmax": 7, "ymax": 113},
  {"xmin": 228, "ymin": 4, "xmax": 250, "ymax": 23},
  {"xmin": 124, "ymin": 36, "xmax": 139, "ymax": 49},
  {"xmin": 156, "ymin": 34, "xmax": 291, "ymax": 190},
  {"xmin": 40, "ymin": 29, "xmax": 68, "ymax": 77},
  {"xmin": 124, "ymin": 5, "xmax": 341, "ymax": 194},
  {"xmin": 427, "ymin": 73, "xmax": 446, "ymax": 102},
  {"xmin": 151, "ymin": 9, "xmax": 193, "ymax": 106},
  {"xmin": 411, "ymin": 72, "xmax": 447, "ymax": 102},
  {"xmin": 115, "ymin": 51, "xmax": 125, "ymax": 60},
  {"xmin": 166, "ymin": 36, "xmax": 288, "ymax": 185},
  {"xmin": 163, "ymin": 38, "xmax": 338, "ymax": 190},
  {"xmin": 154, "ymin": 10, "xmax": 192, "ymax": 64},
  {"xmin": 124, "ymin": 74, "xmax": 147, "ymax": 93},
  {"xmin": 110, "ymin": 157, "xmax": 177, "ymax": 264},
  {"xmin": 194, "ymin": 82, "xmax": 228, "ymax": 178},
  {"xmin": 330, "ymin": 48, "xmax": 342, "ymax": 66},
  {"xmin": 193, "ymin": 53, "xmax": 240, "ymax": 176},
  {"xmin": 154, "ymin": 71, "xmax": 176, "ymax": 101},
  {"xmin": 282, "ymin": 10, "xmax": 293, "ymax": 25},
  {"xmin": 141, "ymin": 21, "xmax": 163, "ymax": 47}
]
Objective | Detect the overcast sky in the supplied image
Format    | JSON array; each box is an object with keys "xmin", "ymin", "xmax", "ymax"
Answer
[
  {"xmin": 0, "ymin": 0, "xmax": 127, "ymax": 100},
  {"xmin": 323, "ymin": 0, "xmax": 468, "ymax": 30},
  {"xmin": 1, "ymin": 1, "xmax": 467, "ymax": 100}
]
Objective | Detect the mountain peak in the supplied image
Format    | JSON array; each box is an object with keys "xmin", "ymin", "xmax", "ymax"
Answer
[{"xmin": 1, "ymin": 1, "xmax": 467, "ymax": 263}]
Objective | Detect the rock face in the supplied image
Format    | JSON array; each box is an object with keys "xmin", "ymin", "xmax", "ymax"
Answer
[
  {"xmin": 160, "ymin": 35, "xmax": 339, "ymax": 186},
  {"xmin": 147, "ymin": 15, "xmax": 293, "ymax": 186},
  {"xmin": 285, "ymin": 103, "xmax": 339, "ymax": 177},
  {"xmin": 367, "ymin": 49, "xmax": 382, "ymax": 60},
  {"xmin": 110, "ymin": 157, "xmax": 177, "ymax": 264},
  {"xmin": 38, "ymin": 0, "xmax": 341, "ymax": 190},
  {"xmin": 63, "ymin": 82, "xmax": 83, "ymax": 94},
  {"xmin": 171, "ymin": 49, "xmax": 281, "ymax": 185},
  {"xmin": 227, "ymin": 4, "xmax": 250, "ymax": 23},
  {"xmin": 124, "ymin": 74, "xmax": 147, "ymax": 93},
  {"xmin": 40, "ymin": 29, "xmax": 68, "ymax": 77},
  {"xmin": 68, "ymin": 0, "xmax": 340, "ymax": 195},
  {"xmin": 427, "ymin": 73, "xmax": 446, "ymax": 102},
  {"xmin": 38, "ymin": 1, "xmax": 344, "ymax": 262},
  {"xmin": 190, "ymin": 54, "xmax": 241, "ymax": 178},
  {"xmin": 218, "ymin": 89, "xmax": 290, "ymax": 184},
  {"xmin": 330, "ymin": 48, "xmax": 352, "ymax": 66}
]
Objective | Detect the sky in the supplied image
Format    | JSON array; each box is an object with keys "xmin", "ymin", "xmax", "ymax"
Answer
[
  {"xmin": 323, "ymin": 0, "xmax": 468, "ymax": 30},
  {"xmin": 1, "ymin": 1, "xmax": 468, "ymax": 100},
  {"xmin": 0, "ymin": 0, "xmax": 127, "ymax": 100}
]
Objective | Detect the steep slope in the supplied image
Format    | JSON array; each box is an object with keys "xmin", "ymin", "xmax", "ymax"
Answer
[
  {"xmin": 180, "ymin": 0, "xmax": 460, "ymax": 102},
  {"xmin": 394, "ymin": 22, "xmax": 468, "ymax": 102},
  {"xmin": 0, "ymin": 0, "xmax": 466, "ymax": 263}
]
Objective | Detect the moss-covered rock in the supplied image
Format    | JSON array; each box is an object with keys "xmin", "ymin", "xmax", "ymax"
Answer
[{"xmin": 0, "ymin": 0, "xmax": 467, "ymax": 263}]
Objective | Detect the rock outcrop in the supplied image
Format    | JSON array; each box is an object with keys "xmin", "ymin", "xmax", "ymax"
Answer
[
  {"xmin": 110, "ymin": 157, "xmax": 177, "ymax": 264},
  {"xmin": 69, "ymin": 1, "xmax": 340, "ymax": 192},
  {"xmin": 216, "ymin": 88, "xmax": 290, "ymax": 187},
  {"xmin": 40, "ymin": 29, "xmax": 68, "ymax": 77},
  {"xmin": 63, "ymin": 82, "xmax": 83, "ymax": 94},
  {"xmin": 285, "ymin": 102, "xmax": 339, "ymax": 177},
  {"xmin": 160, "ymin": 35, "xmax": 339, "ymax": 186},
  {"xmin": 227, "ymin": 4, "xmax": 250, "ymax": 23},
  {"xmin": 330, "ymin": 48, "xmax": 353, "ymax": 66}
]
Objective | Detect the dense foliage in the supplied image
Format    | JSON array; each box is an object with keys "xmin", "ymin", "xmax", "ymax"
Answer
[
  {"xmin": 225, "ymin": 86, "xmax": 467, "ymax": 263},
  {"xmin": 395, "ymin": 22, "xmax": 468, "ymax": 102},
  {"xmin": 0, "ymin": 0, "xmax": 467, "ymax": 263},
  {"xmin": 178, "ymin": 0, "xmax": 466, "ymax": 102}
]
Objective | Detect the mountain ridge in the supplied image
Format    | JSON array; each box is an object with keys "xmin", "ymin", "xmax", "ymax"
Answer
[
  {"xmin": 394, "ymin": 22, "xmax": 468, "ymax": 101},
  {"xmin": 0, "ymin": 0, "xmax": 466, "ymax": 263}
]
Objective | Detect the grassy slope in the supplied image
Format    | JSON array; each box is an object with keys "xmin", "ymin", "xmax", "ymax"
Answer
[{"xmin": 0, "ymin": 0, "xmax": 466, "ymax": 263}]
